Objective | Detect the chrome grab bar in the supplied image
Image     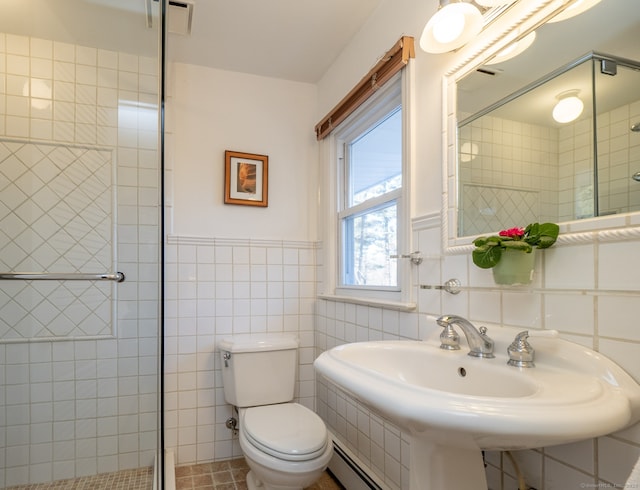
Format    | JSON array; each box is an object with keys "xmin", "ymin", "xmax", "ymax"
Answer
[{"xmin": 0, "ymin": 272, "xmax": 125, "ymax": 282}]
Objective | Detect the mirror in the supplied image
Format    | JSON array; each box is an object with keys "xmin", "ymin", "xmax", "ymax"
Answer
[{"xmin": 444, "ymin": 0, "xmax": 640, "ymax": 249}]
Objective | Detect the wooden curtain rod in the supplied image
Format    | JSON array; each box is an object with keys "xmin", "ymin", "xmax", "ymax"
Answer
[{"xmin": 314, "ymin": 36, "xmax": 415, "ymax": 141}]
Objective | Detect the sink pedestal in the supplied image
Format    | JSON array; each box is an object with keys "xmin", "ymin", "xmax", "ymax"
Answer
[{"xmin": 410, "ymin": 438, "xmax": 487, "ymax": 490}]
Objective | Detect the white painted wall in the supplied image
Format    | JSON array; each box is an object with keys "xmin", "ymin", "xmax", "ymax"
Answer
[
  {"xmin": 167, "ymin": 63, "xmax": 318, "ymax": 241},
  {"xmin": 315, "ymin": 0, "xmax": 450, "ymax": 217},
  {"xmin": 166, "ymin": 0, "xmax": 640, "ymax": 487}
]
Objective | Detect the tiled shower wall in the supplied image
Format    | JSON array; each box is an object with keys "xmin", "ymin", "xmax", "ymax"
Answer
[
  {"xmin": 459, "ymin": 98, "xmax": 640, "ymax": 230},
  {"xmin": 163, "ymin": 237, "xmax": 317, "ymax": 466},
  {"xmin": 315, "ymin": 219, "xmax": 640, "ymax": 490},
  {"xmin": 0, "ymin": 141, "xmax": 115, "ymax": 340},
  {"xmin": 0, "ymin": 33, "xmax": 160, "ymax": 486},
  {"xmin": 558, "ymin": 99, "xmax": 640, "ymax": 220},
  {"xmin": 458, "ymin": 115, "xmax": 559, "ymax": 236}
]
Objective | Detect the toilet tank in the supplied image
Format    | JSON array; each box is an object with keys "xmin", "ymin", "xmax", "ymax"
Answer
[{"xmin": 218, "ymin": 334, "xmax": 299, "ymax": 407}]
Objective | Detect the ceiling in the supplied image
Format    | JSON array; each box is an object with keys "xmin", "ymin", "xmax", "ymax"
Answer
[
  {"xmin": 0, "ymin": 0, "xmax": 383, "ymax": 85},
  {"xmin": 458, "ymin": 0, "xmax": 640, "ymax": 127},
  {"xmin": 167, "ymin": 0, "xmax": 384, "ymax": 83}
]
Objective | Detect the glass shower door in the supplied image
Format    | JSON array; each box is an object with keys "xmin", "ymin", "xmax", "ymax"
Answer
[
  {"xmin": 594, "ymin": 57, "xmax": 640, "ymax": 216},
  {"xmin": 0, "ymin": 0, "xmax": 163, "ymax": 487}
]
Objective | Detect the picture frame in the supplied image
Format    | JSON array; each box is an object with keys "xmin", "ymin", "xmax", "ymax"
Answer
[{"xmin": 224, "ymin": 150, "xmax": 269, "ymax": 207}]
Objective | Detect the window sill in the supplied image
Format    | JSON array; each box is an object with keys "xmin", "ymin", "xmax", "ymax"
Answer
[{"xmin": 317, "ymin": 293, "xmax": 416, "ymax": 311}]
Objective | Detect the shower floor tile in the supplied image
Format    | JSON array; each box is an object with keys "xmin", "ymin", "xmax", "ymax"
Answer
[
  {"xmin": 6, "ymin": 466, "xmax": 153, "ymax": 489},
  {"xmin": 174, "ymin": 458, "xmax": 344, "ymax": 490}
]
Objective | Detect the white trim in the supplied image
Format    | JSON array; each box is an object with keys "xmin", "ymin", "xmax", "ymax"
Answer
[
  {"xmin": 166, "ymin": 234, "xmax": 317, "ymax": 249},
  {"xmin": 317, "ymin": 293, "xmax": 416, "ymax": 312},
  {"xmin": 164, "ymin": 450, "xmax": 176, "ymax": 490},
  {"xmin": 412, "ymin": 212, "xmax": 440, "ymax": 232}
]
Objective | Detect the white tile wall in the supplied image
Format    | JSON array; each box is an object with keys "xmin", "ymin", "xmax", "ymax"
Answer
[
  {"xmin": 458, "ymin": 115, "xmax": 559, "ymax": 235},
  {"xmin": 0, "ymin": 33, "xmax": 160, "ymax": 487},
  {"xmin": 164, "ymin": 236, "xmax": 317, "ymax": 466},
  {"xmin": 312, "ymin": 222, "xmax": 640, "ymax": 490},
  {"xmin": 459, "ymin": 98, "xmax": 640, "ymax": 231}
]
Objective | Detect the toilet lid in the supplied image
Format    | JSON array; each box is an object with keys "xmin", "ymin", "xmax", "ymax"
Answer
[{"xmin": 243, "ymin": 403, "xmax": 328, "ymax": 462}]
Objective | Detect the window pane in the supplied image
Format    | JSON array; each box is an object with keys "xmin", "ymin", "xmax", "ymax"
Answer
[
  {"xmin": 349, "ymin": 108, "xmax": 402, "ymax": 206},
  {"xmin": 342, "ymin": 202, "xmax": 397, "ymax": 287}
]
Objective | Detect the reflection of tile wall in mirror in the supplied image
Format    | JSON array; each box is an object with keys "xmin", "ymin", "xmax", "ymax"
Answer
[
  {"xmin": 458, "ymin": 113, "xmax": 558, "ymax": 236},
  {"xmin": 457, "ymin": 53, "xmax": 640, "ymax": 236},
  {"xmin": 459, "ymin": 184, "xmax": 540, "ymax": 236},
  {"xmin": 452, "ymin": 0, "xmax": 640, "ymax": 240}
]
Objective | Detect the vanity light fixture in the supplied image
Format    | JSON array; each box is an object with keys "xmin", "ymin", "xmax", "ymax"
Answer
[
  {"xmin": 475, "ymin": 0, "xmax": 516, "ymax": 7},
  {"xmin": 419, "ymin": 0, "xmax": 483, "ymax": 54},
  {"xmin": 547, "ymin": 0, "xmax": 602, "ymax": 23},
  {"xmin": 552, "ymin": 90, "xmax": 584, "ymax": 123},
  {"xmin": 485, "ymin": 30, "xmax": 536, "ymax": 65}
]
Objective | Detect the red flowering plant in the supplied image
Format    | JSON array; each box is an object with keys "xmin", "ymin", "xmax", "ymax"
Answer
[{"xmin": 472, "ymin": 222, "xmax": 559, "ymax": 269}]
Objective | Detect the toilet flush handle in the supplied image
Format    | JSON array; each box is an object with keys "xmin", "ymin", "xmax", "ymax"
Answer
[{"xmin": 223, "ymin": 351, "xmax": 231, "ymax": 367}]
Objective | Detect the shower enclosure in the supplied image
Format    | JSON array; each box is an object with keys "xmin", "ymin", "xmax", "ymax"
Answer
[{"xmin": 0, "ymin": 1, "xmax": 164, "ymax": 488}]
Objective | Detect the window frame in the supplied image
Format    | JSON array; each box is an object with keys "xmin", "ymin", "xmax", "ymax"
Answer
[{"xmin": 325, "ymin": 70, "xmax": 414, "ymax": 306}]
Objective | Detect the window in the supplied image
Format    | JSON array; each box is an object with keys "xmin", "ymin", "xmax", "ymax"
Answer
[{"xmin": 335, "ymin": 76, "xmax": 406, "ymax": 297}]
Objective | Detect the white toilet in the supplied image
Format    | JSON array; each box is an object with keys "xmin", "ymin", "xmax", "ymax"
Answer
[{"xmin": 218, "ymin": 334, "xmax": 333, "ymax": 490}]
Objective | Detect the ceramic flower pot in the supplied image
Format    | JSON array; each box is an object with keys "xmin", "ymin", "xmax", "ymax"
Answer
[{"xmin": 492, "ymin": 248, "xmax": 536, "ymax": 285}]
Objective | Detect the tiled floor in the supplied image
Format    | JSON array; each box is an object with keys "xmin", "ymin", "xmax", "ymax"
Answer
[
  {"xmin": 6, "ymin": 466, "xmax": 153, "ymax": 489},
  {"xmin": 3, "ymin": 459, "xmax": 343, "ymax": 490},
  {"xmin": 174, "ymin": 459, "xmax": 344, "ymax": 490}
]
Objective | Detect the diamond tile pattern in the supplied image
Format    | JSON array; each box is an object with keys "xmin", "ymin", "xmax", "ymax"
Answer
[
  {"xmin": 460, "ymin": 184, "xmax": 540, "ymax": 236},
  {"xmin": 0, "ymin": 140, "xmax": 115, "ymax": 340}
]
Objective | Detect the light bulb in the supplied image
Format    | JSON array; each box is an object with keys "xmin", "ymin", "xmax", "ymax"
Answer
[
  {"xmin": 432, "ymin": 8, "xmax": 466, "ymax": 44},
  {"xmin": 485, "ymin": 31, "xmax": 536, "ymax": 65},
  {"xmin": 419, "ymin": 2, "xmax": 483, "ymax": 54},
  {"xmin": 552, "ymin": 91, "xmax": 584, "ymax": 123}
]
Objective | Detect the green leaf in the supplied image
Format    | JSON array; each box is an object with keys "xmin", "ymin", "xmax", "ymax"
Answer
[
  {"xmin": 472, "ymin": 244, "xmax": 502, "ymax": 268},
  {"xmin": 502, "ymin": 240, "xmax": 532, "ymax": 252},
  {"xmin": 473, "ymin": 236, "xmax": 489, "ymax": 247},
  {"xmin": 535, "ymin": 222, "xmax": 559, "ymax": 249},
  {"xmin": 523, "ymin": 222, "xmax": 559, "ymax": 248}
]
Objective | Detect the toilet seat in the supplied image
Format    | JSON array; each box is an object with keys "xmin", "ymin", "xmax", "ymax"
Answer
[{"xmin": 242, "ymin": 403, "xmax": 328, "ymax": 462}]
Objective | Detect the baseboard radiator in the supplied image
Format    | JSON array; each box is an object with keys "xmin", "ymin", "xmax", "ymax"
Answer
[{"xmin": 329, "ymin": 440, "xmax": 385, "ymax": 490}]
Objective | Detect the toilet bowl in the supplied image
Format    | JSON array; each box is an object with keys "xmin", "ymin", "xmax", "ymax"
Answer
[
  {"xmin": 239, "ymin": 403, "xmax": 333, "ymax": 490},
  {"xmin": 218, "ymin": 334, "xmax": 333, "ymax": 490}
]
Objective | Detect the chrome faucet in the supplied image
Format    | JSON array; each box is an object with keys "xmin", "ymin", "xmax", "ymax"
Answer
[
  {"xmin": 507, "ymin": 331, "xmax": 535, "ymax": 368},
  {"xmin": 436, "ymin": 315, "xmax": 495, "ymax": 358}
]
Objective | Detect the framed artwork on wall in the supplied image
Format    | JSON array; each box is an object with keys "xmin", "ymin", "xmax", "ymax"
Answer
[{"xmin": 224, "ymin": 150, "xmax": 269, "ymax": 207}]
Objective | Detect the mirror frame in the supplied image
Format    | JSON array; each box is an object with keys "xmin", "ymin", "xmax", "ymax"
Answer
[{"xmin": 442, "ymin": 0, "xmax": 640, "ymax": 254}]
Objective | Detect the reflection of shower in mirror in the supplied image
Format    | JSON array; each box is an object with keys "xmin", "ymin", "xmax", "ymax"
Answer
[{"xmin": 632, "ymin": 122, "xmax": 640, "ymax": 132}]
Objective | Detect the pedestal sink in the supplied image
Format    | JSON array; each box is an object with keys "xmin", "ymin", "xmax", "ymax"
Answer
[{"xmin": 314, "ymin": 326, "xmax": 640, "ymax": 490}]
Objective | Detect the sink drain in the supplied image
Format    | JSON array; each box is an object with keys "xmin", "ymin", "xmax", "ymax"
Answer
[{"xmin": 458, "ymin": 367, "xmax": 467, "ymax": 377}]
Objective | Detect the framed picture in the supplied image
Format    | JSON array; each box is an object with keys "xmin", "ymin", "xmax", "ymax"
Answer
[{"xmin": 224, "ymin": 150, "xmax": 269, "ymax": 207}]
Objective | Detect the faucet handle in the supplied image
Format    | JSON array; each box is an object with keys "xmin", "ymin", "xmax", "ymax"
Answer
[
  {"xmin": 439, "ymin": 324, "xmax": 461, "ymax": 350},
  {"xmin": 507, "ymin": 330, "xmax": 535, "ymax": 368}
]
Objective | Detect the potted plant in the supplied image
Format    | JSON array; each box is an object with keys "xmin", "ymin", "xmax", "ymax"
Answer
[{"xmin": 472, "ymin": 222, "xmax": 559, "ymax": 285}]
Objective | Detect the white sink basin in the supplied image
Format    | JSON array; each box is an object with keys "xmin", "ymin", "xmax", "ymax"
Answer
[{"xmin": 314, "ymin": 326, "xmax": 640, "ymax": 489}]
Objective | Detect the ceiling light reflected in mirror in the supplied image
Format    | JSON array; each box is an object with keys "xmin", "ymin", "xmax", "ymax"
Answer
[
  {"xmin": 552, "ymin": 90, "xmax": 584, "ymax": 123},
  {"xmin": 485, "ymin": 30, "xmax": 536, "ymax": 65}
]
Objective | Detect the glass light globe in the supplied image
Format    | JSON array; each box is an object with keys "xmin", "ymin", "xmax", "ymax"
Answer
[
  {"xmin": 432, "ymin": 8, "xmax": 466, "ymax": 44},
  {"xmin": 419, "ymin": 2, "xmax": 483, "ymax": 54},
  {"xmin": 552, "ymin": 95, "xmax": 584, "ymax": 123}
]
